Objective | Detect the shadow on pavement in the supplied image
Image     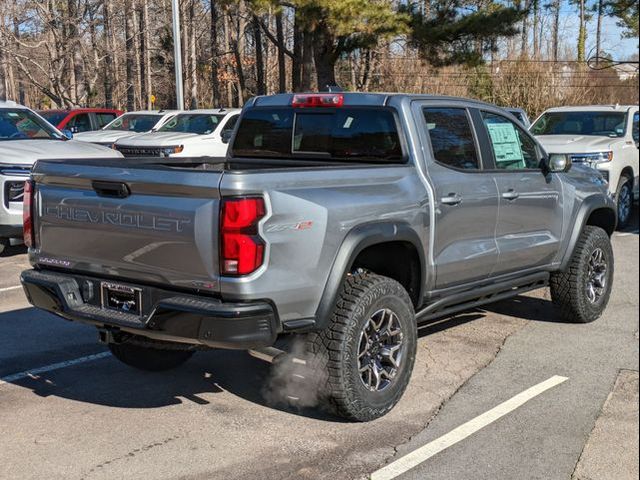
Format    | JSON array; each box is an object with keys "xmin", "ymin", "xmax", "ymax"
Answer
[
  {"xmin": 417, "ymin": 292, "xmax": 568, "ymax": 336},
  {"xmin": 418, "ymin": 312, "xmax": 485, "ymax": 338},
  {"xmin": 619, "ymin": 203, "xmax": 639, "ymax": 234},
  {"xmin": 0, "ymin": 244, "xmax": 27, "ymax": 258},
  {"xmin": 1, "ymin": 304, "xmax": 345, "ymax": 421},
  {"xmin": 0, "ymin": 290, "xmax": 577, "ymax": 419},
  {"xmin": 481, "ymin": 294, "xmax": 564, "ymax": 322}
]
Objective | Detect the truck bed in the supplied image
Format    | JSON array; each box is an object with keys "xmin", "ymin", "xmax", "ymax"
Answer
[{"xmin": 29, "ymin": 156, "xmax": 397, "ymax": 295}]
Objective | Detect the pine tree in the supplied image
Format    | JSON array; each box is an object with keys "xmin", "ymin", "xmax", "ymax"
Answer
[{"xmin": 402, "ymin": 0, "xmax": 526, "ymax": 66}]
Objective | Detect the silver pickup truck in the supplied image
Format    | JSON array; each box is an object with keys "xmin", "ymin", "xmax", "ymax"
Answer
[{"xmin": 21, "ymin": 93, "xmax": 616, "ymax": 421}]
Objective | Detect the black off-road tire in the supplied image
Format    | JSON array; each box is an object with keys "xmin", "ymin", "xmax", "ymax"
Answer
[
  {"xmin": 108, "ymin": 342, "xmax": 195, "ymax": 371},
  {"xmin": 550, "ymin": 226, "xmax": 614, "ymax": 323},
  {"xmin": 306, "ymin": 273, "xmax": 417, "ymax": 422},
  {"xmin": 615, "ymin": 175, "xmax": 633, "ymax": 229}
]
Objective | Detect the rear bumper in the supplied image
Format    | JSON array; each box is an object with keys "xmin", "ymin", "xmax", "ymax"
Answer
[{"xmin": 20, "ymin": 269, "xmax": 278, "ymax": 349}]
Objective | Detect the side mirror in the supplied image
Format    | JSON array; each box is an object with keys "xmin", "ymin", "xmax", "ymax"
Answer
[
  {"xmin": 547, "ymin": 154, "xmax": 571, "ymax": 173},
  {"xmin": 221, "ymin": 129, "xmax": 233, "ymax": 144},
  {"xmin": 61, "ymin": 129, "xmax": 73, "ymax": 139}
]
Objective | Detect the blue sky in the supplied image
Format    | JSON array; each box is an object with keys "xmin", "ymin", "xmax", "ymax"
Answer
[{"xmin": 558, "ymin": 5, "xmax": 638, "ymax": 60}]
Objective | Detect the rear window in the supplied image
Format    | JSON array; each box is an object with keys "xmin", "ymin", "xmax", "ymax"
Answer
[{"xmin": 232, "ymin": 107, "xmax": 404, "ymax": 162}]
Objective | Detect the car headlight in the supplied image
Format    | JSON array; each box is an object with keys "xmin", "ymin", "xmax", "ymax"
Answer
[
  {"xmin": 161, "ymin": 145, "xmax": 184, "ymax": 156},
  {"xmin": 579, "ymin": 151, "xmax": 613, "ymax": 164}
]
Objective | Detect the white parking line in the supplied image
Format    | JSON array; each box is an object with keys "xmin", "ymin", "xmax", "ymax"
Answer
[
  {"xmin": 0, "ymin": 352, "xmax": 111, "ymax": 386},
  {"xmin": 0, "ymin": 285, "xmax": 22, "ymax": 293},
  {"xmin": 370, "ymin": 375, "xmax": 569, "ymax": 480}
]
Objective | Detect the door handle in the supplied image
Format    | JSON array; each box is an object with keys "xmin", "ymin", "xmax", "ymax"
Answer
[
  {"xmin": 502, "ymin": 189, "xmax": 520, "ymax": 201},
  {"xmin": 441, "ymin": 193, "xmax": 462, "ymax": 206},
  {"xmin": 92, "ymin": 180, "xmax": 131, "ymax": 198}
]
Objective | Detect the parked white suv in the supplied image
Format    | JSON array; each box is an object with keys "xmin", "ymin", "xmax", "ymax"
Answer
[
  {"xmin": 74, "ymin": 110, "xmax": 179, "ymax": 146},
  {"xmin": 531, "ymin": 105, "xmax": 639, "ymax": 228},
  {"xmin": 0, "ymin": 100, "xmax": 123, "ymax": 254},
  {"xmin": 113, "ymin": 108, "xmax": 240, "ymax": 158}
]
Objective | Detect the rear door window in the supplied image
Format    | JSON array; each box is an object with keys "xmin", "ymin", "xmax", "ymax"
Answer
[
  {"xmin": 422, "ymin": 107, "xmax": 480, "ymax": 170},
  {"xmin": 232, "ymin": 107, "xmax": 404, "ymax": 163},
  {"xmin": 632, "ymin": 112, "xmax": 639, "ymax": 144}
]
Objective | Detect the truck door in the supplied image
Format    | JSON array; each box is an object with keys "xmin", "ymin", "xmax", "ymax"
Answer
[
  {"xmin": 415, "ymin": 103, "xmax": 500, "ymax": 289},
  {"xmin": 475, "ymin": 109, "xmax": 564, "ymax": 275}
]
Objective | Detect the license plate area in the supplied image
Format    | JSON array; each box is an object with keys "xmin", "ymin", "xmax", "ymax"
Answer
[{"xmin": 100, "ymin": 282, "xmax": 142, "ymax": 316}]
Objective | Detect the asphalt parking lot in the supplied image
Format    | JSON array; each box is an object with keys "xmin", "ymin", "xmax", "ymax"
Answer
[{"xmin": 1, "ymin": 212, "xmax": 638, "ymax": 480}]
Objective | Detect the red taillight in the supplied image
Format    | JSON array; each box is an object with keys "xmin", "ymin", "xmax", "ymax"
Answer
[
  {"xmin": 292, "ymin": 94, "xmax": 344, "ymax": 108},
  {"xmin": 23, "ymin": 180, "xmax": 34, "ymax": 248},
  {"xmin": 220, "ymin": 197, "xmax": 266, "ymax": 275}
]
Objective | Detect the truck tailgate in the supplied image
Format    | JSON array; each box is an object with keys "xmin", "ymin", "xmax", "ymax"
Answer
[{"xmin": 32, "ymin": 160, "xmax": 224, "ymax": 292}]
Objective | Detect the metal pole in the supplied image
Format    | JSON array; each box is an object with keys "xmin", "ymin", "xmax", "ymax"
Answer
[{"xmin": 171, "ymin": 0, "xmax": 184, "ymax": 110}]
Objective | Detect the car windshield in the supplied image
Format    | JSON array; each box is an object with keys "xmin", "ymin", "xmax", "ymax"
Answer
[
  {"xmin": 104, "ymin": 113, "xmax": 161, "ymax": 132},
  {"xmin": 158, "ymin": 113, "xmax": 224, "ymax": 134},
  {"xmin": 232, "ymin": 107, "xmax": 404, "ymax": 163},
  {"xmin": 0, "ymin": 108, "xmax": 65, "ymax": 141},
  {"xmin": 531, "ymin": 111, "xmax": 627, "ymax": 137},
  {"xmin": 38, "ymin": 110, "xmax": 68, "ymax": 127}
]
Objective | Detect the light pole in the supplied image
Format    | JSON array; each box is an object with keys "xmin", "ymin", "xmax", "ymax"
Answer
[{"xmin": 171, "ymin": 0, "xmax": 184, "ymax": 109}]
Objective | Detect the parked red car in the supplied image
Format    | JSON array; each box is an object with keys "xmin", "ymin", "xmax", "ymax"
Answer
[{"xmin": 38, "ymin": 108, "xmax": 124, "ymax": 133}]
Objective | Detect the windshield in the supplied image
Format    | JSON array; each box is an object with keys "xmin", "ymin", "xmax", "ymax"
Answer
[
  {"xmin": 38, "ymin": 110, "xmax": 68, "ymax": 127},
  {"xmin": 104, "ymin": 113, "xmax": 161, "ymax": 132},
  {"xmin": 158, "ymin": 113, "xmax": 224, "ymax": 134},
  {"xmin": 0, "ymin": 109, "xmax": 65, "ymax": 141},
  {"xmin": 531, "ymin": 111, "xmax": 627, "ymax": 137},
  {"xmin": 232, "ymin": 107, "xmax": 404, "ymax": 163}
]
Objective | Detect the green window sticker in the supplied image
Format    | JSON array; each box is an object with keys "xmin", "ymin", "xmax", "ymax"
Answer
[{"xmin": 486, "ymin": 122, "xmax": 525, "ymax": 169}]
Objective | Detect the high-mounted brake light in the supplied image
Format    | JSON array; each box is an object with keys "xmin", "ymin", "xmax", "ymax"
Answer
[
  {"xmin": 23, "ymin": 180, "xmax": 34, "ymax": 248},
  {"xmin": 292, "ymin": 94, "xmax": 344, "ymax": 108},
  {"xmin": 220, "ymin": 197, "xmax": 266, "ymax": 275}
]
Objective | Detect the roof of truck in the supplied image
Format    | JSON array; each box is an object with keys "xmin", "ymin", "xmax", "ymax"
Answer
[
  {"xmin": 38, "ymin": 107, "xmax": 123, "ymax": 114},
  {"xmin": 543, "ymin": 105, "xmax": 638, "ymax": 113},
  {"xmin": 0, "ymin": 100, "xmax": 25, "ymax": 109},
  {"xmin": 175, "ymin": 108, "xmax": 241, "ymax": 115},
  {"xmin": 120, "ymin": 109, "xmax": 181, "ymax": 115},
  {"xmin": 250, "ymin": 92, "xmax": 503, "ymax": 110}
]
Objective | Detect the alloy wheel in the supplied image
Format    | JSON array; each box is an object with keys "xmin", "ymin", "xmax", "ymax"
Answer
[
  {"xmin": 357, "ymin": 308, "xmax": 405, "ymax": 392},
  {"xmin": 618, "ymin": 183, "xmax": 631, "ymax": 225},
  {"xmin": 586, "ymin": 247, "xmax": 608, "ymax": 304}
]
